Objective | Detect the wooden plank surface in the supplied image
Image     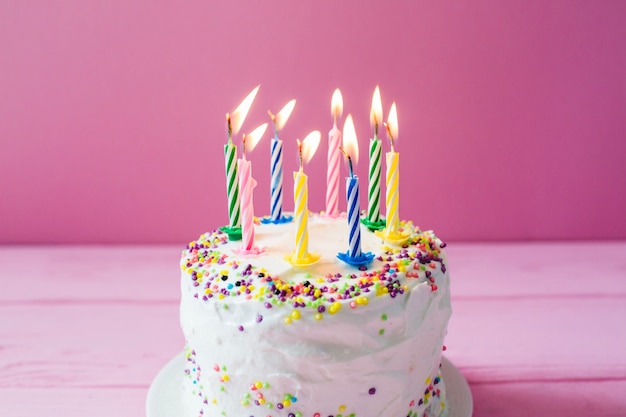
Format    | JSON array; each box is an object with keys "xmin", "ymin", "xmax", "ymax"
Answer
[
  {"xmin": 0, "ymin": 304, "xmax": 181, "ymax": 388},
  {"xmin": 0, "ymin": 388, "xmax": 147, "ymax": 416},
  {"xmin": 0, "ymin": 246, "xmax": 182, "ymax": 302},
  {"xmin": 1, "ymin": 243, "xmax": 625, "ymax": 416}
]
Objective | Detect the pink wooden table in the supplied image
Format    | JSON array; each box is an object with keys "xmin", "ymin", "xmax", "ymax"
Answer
[{"xmin": 1, "ymin": 242, "xmax": 625, "ymax": 416}]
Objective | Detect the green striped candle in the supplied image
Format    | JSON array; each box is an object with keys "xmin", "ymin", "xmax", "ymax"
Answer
[
  {"xmin": 224, "ymin": 142, "xmax": 240, "ymax": 228},
  {"xmin": 365, "ymin": 85, "xmax": 384, "ymax": 228},
  {"xmin": 367, "ymin": 137, "xmax": 382, "ymax": 223}
]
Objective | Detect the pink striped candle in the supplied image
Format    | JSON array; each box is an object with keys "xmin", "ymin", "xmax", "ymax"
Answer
[
  {"xmin": 325, "ymin": 89, "xmax": 343, "ymax": 217},
  {"xmin": 236, "ymin": 123, "xmax": 267, "ymax": 254},
  {"xmin": 238, "ymin": 158, "xmax": 255, "ymax": 250}
]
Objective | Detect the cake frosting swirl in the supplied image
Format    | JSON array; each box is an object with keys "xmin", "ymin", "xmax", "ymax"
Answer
[{"xmin": 180, "ymin": 214, "xmax": 451, "ymax": 417}]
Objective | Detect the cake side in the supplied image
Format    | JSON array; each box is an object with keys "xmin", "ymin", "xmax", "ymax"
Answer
[{"xmin": 180, "ymin": 215, "xmax": 451, "ymax": 417}]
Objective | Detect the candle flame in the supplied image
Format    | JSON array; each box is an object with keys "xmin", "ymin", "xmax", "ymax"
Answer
[
  {"xmin": 230, "ymin": 85, "xmax": 260, "ymax": 136},
  {"xmin": 342, "ymin": 114, "xmax": 359, "ymax": 165},
  {"xmin": 385, "ymin": 102, "xmax": 398, "ymax": 141},
  {"xmin": 273, "ymin": 99, "xmax": 296, "ymax": 131},
  {"xmin": 370, "ymin": 85, "xmax": 383, "ymax": 130},
  {"xmin": 243, "ymin": 123, "xmax": 268, "ymax": 154},
  {"xmin": 331, "ymin": 88, "xmax": 343, "ymax": 120},
  {"xmin": 301, "ymin": 130, "xmax": 321, "ymax": 165}
]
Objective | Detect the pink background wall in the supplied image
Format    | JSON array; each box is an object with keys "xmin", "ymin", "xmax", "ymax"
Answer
[{"xmin": 1, "ymin": 0, "xmax": 625, "ymax": 244}]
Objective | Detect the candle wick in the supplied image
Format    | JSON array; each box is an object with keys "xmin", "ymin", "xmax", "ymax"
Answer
[
  {"xmin": 339, "ymin": 146, "xmax": 354, "ymax": 177},
  {"xmin": 384, "ymin": 122, "xmax": 395, "ymax": 152},
  {"xmin": 226, "ymin": 113, "xmax": 232, "ymax": 144},
  {"xmin": 374, "ymin": 121, "xmax": 379, "ymax": 140},
  {"xmin": 297, "ymin": 139, "xmax": 303, "ymax": 171},
  {"xmin": 268, "ymin": 110, "xmax": 278, "ymax": 138},
  {"xmin": 348, "ymin": 155, "xmax": 354, "ymax": 177},
  {"xmin": 242, "ymin": 134, "xmax": 247, "ymax": 159}
]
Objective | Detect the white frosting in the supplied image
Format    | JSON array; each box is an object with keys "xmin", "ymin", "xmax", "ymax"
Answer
[{"xmin": 180, "ymin": 215, "xmax": 451, "ymax": 417}]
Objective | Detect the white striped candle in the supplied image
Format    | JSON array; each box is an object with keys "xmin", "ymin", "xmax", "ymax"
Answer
[
  {"xmin": 326, "ymin": 124, "xmax": 341, "ymax": 217},
  {"xmin": 270, "ymin": 137, "xmax": 283, "ymax": 221},
  {"xmin": 385, "ymin": 151, "xmax": 400, "ymax": 234},
  {"xmin": 384, "ymin": 102, "xmax": 400, "ymax": 235},
  {"xmin": 289, "ymin": 132, "xmax": 321, "ymax": 265},
  {"xmin": 342, "ymin": 114, "xmax": 362, "ymax": 258},
  {"xmin": 238, "ymin": 158, "xmax": 255, "ymax": 250},
  {"xmin": 294, "ymin": 169, "xmax": 309, "ymax": 259},
  {"xmin": 237, "ymin": 123, "xmax": 267, "ymax": 251},
  {"xmin": 326, "ymin": 89, "xmax": 343, "ymax": 217},
  {"xmin": 223, "ymin": 87, "xmax": 259, "ymax": 232},
  {"xmin": 267, "ymin": 99, "xmax": 295, "ymax": 223},
  {"xmin": 367, "ymin": 138, "xmax": 382, "ymax": 223},
  {"xmin": 346, "ymin": 175, "xmax": 362, "ymax": 258},
  {"xmin": 367, "ymin": 86, "xmax": 383, "ymax": 224},
  {"xmin": 224, "ymin": 142, "xmax": 240, "ymax": 229}
]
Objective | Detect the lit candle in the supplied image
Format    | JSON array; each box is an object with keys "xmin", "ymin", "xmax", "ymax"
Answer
[
  {"xmin": 266, "ymin": 99, "xmax": 296, "ymax": 223},
  {"xmin": 224, "ymin": 123, "xmax": 240, "ymax": 230},
  {"xmin": 237, "ymin": 123, "xmax": 268, "ymax": 253},
  {"xmin": 340, "ymin": 115, "xmax": 361, "ymax": 258},
  {"xmin": 325, "ymin": 88, "xmax": 343, "ymax": 217},
  {"xmin": 222, "ymin": 85, "xmax": 259, "ymax": 240},
  {"xmin": 337, "ymin": 116, "xmax": 375, "ymax": 267},
  {"xmin": 363, "ymin": 85, "xmax": 386, "ymax": 231},
  {"xmin": 288, "ymin": 131, "xmax": 321, "ymax": 266},
  {"xmin": 384, "ymin": 103, "xmax": 400, "ymax": 235}
]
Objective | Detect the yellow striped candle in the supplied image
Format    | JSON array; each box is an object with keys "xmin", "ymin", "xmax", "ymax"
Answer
[
  {"xmin": 293, "ymin": 170, "xmax": 309, "ymax": 259},
  {"xmin": 286, "ymin": 131, "xmax": 321, "ymax": 266},
  {"xmin": 385, "ymin": 151, "xmax": 399, "ymax": 234},
  {"xmin": 382, "ymin": 102, "xmax": 402, "ymax": 239}
]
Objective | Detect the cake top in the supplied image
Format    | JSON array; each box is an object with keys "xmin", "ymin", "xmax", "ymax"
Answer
[{"xmin": 181, "ymin": 215, "xmax": 447, "ymax": 318}]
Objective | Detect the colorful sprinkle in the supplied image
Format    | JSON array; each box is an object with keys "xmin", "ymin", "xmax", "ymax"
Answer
[
  {"xmin": 182, "ymin": 226, "xmax": 447, "ymax": 320},
  {"xmin": 181, "ymin": 224, "xmax": 450, "ymax": 416}
]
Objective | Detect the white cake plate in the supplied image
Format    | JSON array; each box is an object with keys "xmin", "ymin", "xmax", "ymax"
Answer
[{"xmin": 147, "ymin": 353, "xmax": 472, "ymax": 417}]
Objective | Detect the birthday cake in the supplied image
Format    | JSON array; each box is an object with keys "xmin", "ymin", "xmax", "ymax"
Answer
[{"xmin": 179, "ymin": 215, "xmax": 451, "ymax": 417}]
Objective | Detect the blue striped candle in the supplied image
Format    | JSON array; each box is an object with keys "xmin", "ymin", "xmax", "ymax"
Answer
[
  {"xmin": 346, "ymin": 175, "xmax": 362, "ymax": 258},
  {"xmin": 270, "ymin": 136, "xmax": 283, "ymax": 221}
]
